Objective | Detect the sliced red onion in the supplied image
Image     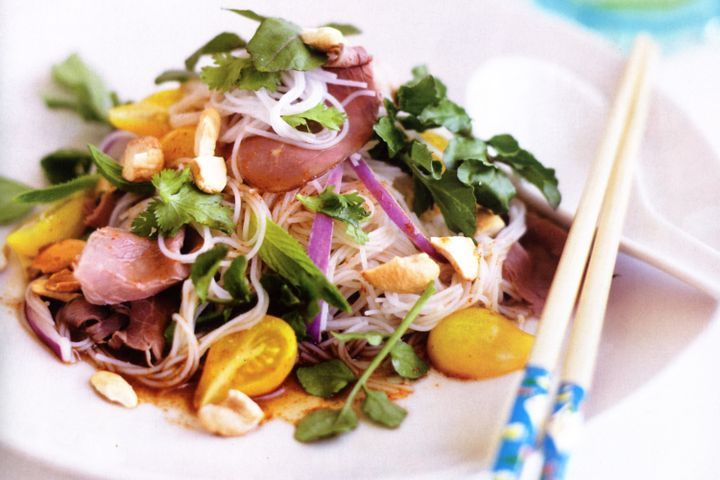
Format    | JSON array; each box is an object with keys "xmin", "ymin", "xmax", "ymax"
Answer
[
  {"xmin": 24, "ymin": 285, "xmax": 75, "ymax": 363},
  {"xmin": 306, "ymin": 165, "xmax": 344, "ymax": 343},
  {"xmin": 349, "ymin": 156, "xmax": 441, "ymax": 260},
  {"xmin": 99, "ymin": 130, "xmax": 136, "ymax": 159},
  {"xmin": 252, "ymin": 386, "xmax": 286, "ymax": 401}
]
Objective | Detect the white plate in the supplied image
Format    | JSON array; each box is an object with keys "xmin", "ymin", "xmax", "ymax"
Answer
[{"xmin": 1, "ymin": 1, "xmax": 719, "ymax": 479}]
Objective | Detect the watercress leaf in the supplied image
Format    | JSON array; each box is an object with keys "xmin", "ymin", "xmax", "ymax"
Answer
[
  {"xmin": 410, "ymin": 165, "xmax": 476, "ymax": 236},
  {"xmin": 331, "ymin": 331, "xmax": 386, "ymax": 346},
  {"xmin": 200, "ymin": 54, "xmax": 281, "ymax": 92},
  {"xmin": 404, "ymin": 141, "xmax": 442, "ymax": 179},
  {"xmin": 226, "ymin": 8, "xmax": 267, "ymax": 22},
  {"xmin": 411, "ymin": 176, "xmax": 434, "ymax": 215},
  {"xmin": 495, "ymin": 148, "xmax": 561, "ymax": 209},
  {"xmin": 443, "ymin": 137, "xmax": 487, "ymax": 170},
  {"xmin": 390, "ymin": 340, "xmax": 429, "ymax": 379},
  {"xmin": 457, "ymin": 162, "xmax": 516, "ymax": 214},
  {"xmin": 154, "ymin": 69, "xmax": 197, "ymax": 85},
  {"xmin": 88, "ymin": 144, "xmax": 154, "ymax": 194},
  {"xmin": 397, "ymin": 74, "xmax": 447, "ymax": 116},
  {"xmin": 372, "ymin": 116, "xmax": 406, "ymax": 158},
  {"xmin": 361, "ymin": 388, "xmax": 407, "ymax": 428},
  {"xmin": 259, "ymin": 219, "xmax": 351, "ymax": 313},
  {"xmin": 14, "ymin": 174, "xmax": 99, "ymax": 204},
  {"xmin": 294, "ymin": 407, "xmax": 358, "ymax": 443},
  {"xmin": 321, "ymin": 23, "xmax": 361, "ymax": 36},
  {"xmin": 296, "ymin": 359, "xmax": 355, "ymax": 398},
  {"xmin": 247, "ymin": 17, "xmax": 326, "ymax": 72},
  {"xmin": 191, "ymin": 245, "xmax": 228, "ymax": 303},
  {"xmin": 411, "ymin": 65, "xmax": 429, "ymax": 80},
  {"xmin": 297, "ymin": 186, "xmax": 370, "ymax": 244},
  {"xmin": 131, "ymin": 201, "xmax": 160, "ymax": 238},
  {"xmin": 0, "ymin": 177, "xmax": 32, "ymax": 224},
  {"xmin": 487, "ymin": 134, "xmax": 520, "ymax": 156},
  {"xmin": 283, "ymin": 103, "xmax": 347, "ymax": 132},
  {"xmin": 185, "ymin": 32, "xmax": 246, "ymax": 71},
  {"xmin": 223, "ymin": 256, "xmax": 252, "ymax": 302},
  {"xmin": 415, "ymin": 98, "xmax": 472, "ymax": 135},
  {"xmin": 40, "ymin": 149, "xmax": 92, "ymax": 184},
  {"xmin": 46, "ymin": 54, "xmax": 114, "ymax": 124}
]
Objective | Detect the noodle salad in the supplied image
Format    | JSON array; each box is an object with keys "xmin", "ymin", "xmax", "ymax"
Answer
[{"xmin": 0, "ymin": 9, "xmax": 564, "ymax": 442}]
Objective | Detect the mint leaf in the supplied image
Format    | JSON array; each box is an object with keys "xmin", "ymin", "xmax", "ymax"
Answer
[
  {"xmin": 294, "ymin": 408, "xmax": 358, "ymax": 443},
  {"xmin": 200, "ymin": 54, "xmax": 281, "ymax": 92},
  {"xmin": 297, "ymin": 186, "xmax": 370, "ymax": 244},
  {"xmin": 191, "ymin": 245, "xmax": 228, "ymax": 303},
  {"xmin": 296, "ymin": 359, "xmax": 356, "ymax": 398},
  {"xmin": 322, "ymin": 23, "xmax": 361, "ymax": 35},
  {"xmin": 390, "ymin": 340, "xmax": 428, "ymax": 379},
  {"xmin": 223, "ymin": 256, "xmax": 252, "ymax": 302},
  {"xmin": 44, "ymin": 54, "xmax": 115, "ymax": 124},
  {"xmin": 155, "ymin": 69, "xmax": 197, "ymax": 85},
  {"xmin": 361, "ymin": 388, "xmax": 407, "ymax": 428},
  {"xmin": 331, "ymin": 331, "xmax": 387, "ymax": 346},
  {"xmin": 259, "ymin": 219, "xmax": 350, "ymax": 313},
  {"xmin": 185, "ymin": 32, "xmax": 246, "ymax": 71},
  {"xmin": 40, "ymin": 149, "xmax": 92, "ymax": 184},
  {"xmin": 88, "ymin": 144, "xmax": 153, "ymax": 194},
  {"xmin": 247, "ymin": 17, "xmax": 326, "ymax": 72},
  {"xmin": 457, "ymin": 161, "xmax": 516, "ymax": 214},
  {"xmin": 14, "ymin": 174, "xmax": 98, "ymax": 204},
  {"xmin": 0, "ymin": 177, "xmax": 32, "ymax": 224},
  {"xmin": 283, "ymin": 103, "xmax": 347, "ymax": 132}
]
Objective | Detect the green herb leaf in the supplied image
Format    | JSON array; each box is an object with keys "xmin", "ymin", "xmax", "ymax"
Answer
[
  {"xmin": 361, "ymin": 388, "xmax": 407, "ymax": 428},
  {"xmin": 154, "ymin": 69, "xmax": 197, "ymax": 85},
  {"xmin": 191, "ymin": 245, "xmax": 228, "ymax": 303},
  {"xmin": 131, "ymin": 203, "xmax": 160, "ymax": 238},
  {"xmin": 259, "ymin": 219, "xmax": 350, "ymax": 313},
  {"xmin": 0, "ymin": 177, "xmax": 32, "ymax": 224},
  {"xmin": 88, "ymin": 144, "xmax": 154, "ymax": 194},
  {"xmin": 40, "ymin": 149, "xmax": 92, "ymax": 184},
  {"xmin": 261, "ymin": 272, "xmax": 319, "ymax": 339},
  {"xmin": 226, "ymin": 8, "xmax": 267, "ymax": 22},
  {"xmin": 297, "ymin": 186, "xmax": 370, "ymax": 244},
  {"xmin": 14, "ymin": 174, "xmax": 98, "ymax": 204},
  {"xmin": 247, "ymin": 17, "xmax": 326, "ymax": 73},
  {"xmin": 415, "ymin": 98, "xmax": 472, "ymax": 134},
  {"xmin": 390, "ymin": 340, "xmax": 428, "ymax": 379},
  {"xmin": 486, "ymin": 134, "xmax": 519, "ymax": 155},
  {"xmin": 404, "ymin": 141, "xmax": 442, "ymax": 180},
  {"xmin": 322, "ymin": 23, "xmax": 362, "ymax": 36},
  {"xmin": 223, "ymin": 256, "xmax": 252, "ymax": 302},
  {"xmin": 185, "ymin": 32, "xmax": 246, "ymax": 71},
  {"xmin": 397, "ymin": 74, "xmax": 447, "ymax": 116},
  {"xmin": 443, "ymin": 137, "xmax": 487, "ymax": 170},
  {"xmin": 283, "ymin": 103, "xmax": 347, "ymax": 132},
  {"xmin": 294, "ymin": 408, "xmax": 358, "ymax": 443},
  {"xmin": 200, "ymin": 54, "xmax": 281, "ymax": 92},
  {"xmin": 296, "ymin": 359, "xmax": 356, "ymax": 398},
  {"xmin": 373, "ymin": 116, "xmax": 406, "ymax": 158},
  {"xmin": 331, "ymin": 331, "xmax": 387, "ymax": 346},
  {"xmin": 457, "ymin": 161, "xmax": 516, "ymax": 214},
  {"xmin": 44, "ymin": 54, "xmax": 115, "ymax": 124}
]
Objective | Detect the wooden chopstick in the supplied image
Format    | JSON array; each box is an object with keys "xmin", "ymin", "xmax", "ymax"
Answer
[
  {"xmin": 540, "ymin": 37, "xmax": 659, "ymax": 480},
  {"xmin": 491, "ymin": 35, "xmax": 659, "ymax": 480}
]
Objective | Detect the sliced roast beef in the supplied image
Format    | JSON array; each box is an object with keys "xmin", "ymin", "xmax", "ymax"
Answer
[
  {"xmin": 85, "ymin": 190, "xmax": 124, "ymax": 228},
  {"xmin": 237, "ymin": 46, "xmax": 381, "ymax": 192},
  {"xmin": 74, "ymin": 227, "xmax": 189, "ymax": 305},
  {"xmin": 108, "ymin": 291, "xmax": 176, "ymax": 360},
  {"xmin": 503, "ymin": 213, "xmax": 567, "ymax": 314},
  {"xmin": 56, "ymin": 298, "xmax": 127, "ymax": 342}
]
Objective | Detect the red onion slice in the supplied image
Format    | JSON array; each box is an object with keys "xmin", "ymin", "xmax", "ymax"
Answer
[
  {"xmin": 306, "ymin": 165, "xmax": 344, "ymax": 343},
  {"xmin": 24, "ymin": 285, "xmax": 74, "ymax": 363},
  {"xmin": 350, "ymin": 156, "xmax": 441, "ymax": 260},
  {"xmin": 99, "ymin": 130, "xmax": 136, "ymax": 159}
]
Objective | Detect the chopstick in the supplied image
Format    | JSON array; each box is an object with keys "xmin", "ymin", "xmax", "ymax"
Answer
[
  {"xmin": 490, "ymin": 35, "xmax": 659, "ymax": 480},
  {"xmin": 540, "ymin": 37, "xmax": 659, "ymax": 480}
]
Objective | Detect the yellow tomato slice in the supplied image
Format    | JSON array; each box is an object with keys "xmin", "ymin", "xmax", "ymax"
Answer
[
  {"xmin": 108, "ymin": 102, "xmax": 171, "ymax": 138},
  {"xmin": 427, "ymin": 307, "xmax": 533, "ymax": 380},
  {"xmin": 141, "ymin": 88, "xmax": 183, "ymax": 108},
  {"xmin": 194, "ymin": 315, "xmax": 298, "ymax": 407},
  {"xmin": 160, "ymin": 126, "xmax": 196, "ymax": 166},
  {"xmin": 6, "ymin": 193, "xmax": 88, "ymax": 258},
  {"xmin": 421, "ymin": 131, "xmax": 450, "ymax": 152}
]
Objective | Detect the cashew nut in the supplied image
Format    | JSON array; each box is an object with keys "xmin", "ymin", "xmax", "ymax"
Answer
[
  {"xmin": 300, "ymin": 27, "xmax": 344, "ymax": 53},
  {"xmin": 121, "ymin": 136, "xmax": 165, "ymax": 182},
  {"xmin": 90, "ymin": 370, "xmax": 138, "ymax": 408},
  {"xmin": 430, "ymin": 236, "xmax": 480, "ymax": 281},
  {"xmin": 198, "ymin": 389, "xmax": 264, "ymax": 437},
  {"xmin": 362, "ymin": 253, "xmax": 440, "ymax": 293}
]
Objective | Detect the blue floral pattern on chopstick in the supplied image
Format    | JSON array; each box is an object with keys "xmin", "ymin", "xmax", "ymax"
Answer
[
  {"xmin": 492, "ymin": 364, "xmax": 551, "ymax": 480},
  {"xmin": 541, "ymin": 382, "xmax": 586, "ymax": 480}
]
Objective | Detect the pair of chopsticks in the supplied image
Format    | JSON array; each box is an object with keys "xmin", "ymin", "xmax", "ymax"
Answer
[{"xmin": 491, "ymin": 35, "xmax": 660, "ymax": 480}]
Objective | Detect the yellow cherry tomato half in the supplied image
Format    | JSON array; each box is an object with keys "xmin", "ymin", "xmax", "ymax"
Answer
[
  {"xmin": 141, "ymin": 88, "xmax": 183, "ymax": 108},
  {"xmin": 194, "ymin": 315, "xmax": 298, "ymax": 408},
  {"xmin": 420, "ymin": 131, "xmax": 449, "ymax": 152},
  {"xmin": 108, "ymin": 102, "xmax": 170, "ymax": 138},
  {"xmin": 427, "ymin": 307, "xmax": 533, "ymax": 380}
]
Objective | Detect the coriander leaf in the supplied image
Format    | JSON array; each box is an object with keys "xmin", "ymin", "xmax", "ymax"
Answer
[
  {"xmin": 297, "ymin": 186, "xmax": 370, "ymax": 244},
  {"xmin": 185, "ymin": 32, "xmax": 246, "ymax": 71},
  {"xmin": 457, "ymin": 161, "xmax": 516, "ymax": 214},
  {"xmin": 14, "ymin": 174, "xmax": 99, "ymax": 204},
  {"xmin": 283, "ymin": 103, "xmax": 347, "ymax": 132},
  {"xmin": 390, "ymin": 340, "xmax": 429, "ymax": 379},
  {"xmin": 191, "ymin": 245, "xmax": 228, "ymax": 303},
  {"xmin": 45, "ymin": 54, "xmax": 114, "ymax": 124},
  {"xmin": 416, "ymin": 98, "xmax": 472, "ymax": 135},
  {"xmin": 200, "ymin": 54, "xmax": 281, "ymax": 92},
  {"xmin": 259, "ymin": 219, "xmax": 350, "ymax": 313},
  {"xmin": 373, "ymin": 117, "xmax": 406, "ymax": 158},
  {"xmin": 155, "ymin": 69, "xmax": 197, "ymax": 85},
  {"xmin": 296, "ymin": 359, "xmax": 356, "ymax": 398},
  {"xmin": 154, "ymin": 167, "xmax": 191, "ymax": 200},
  {"xmin": 443, "ymin": 137, "xmax": 487, "ymax": 170},
  {"xmin": 246, "ymin": 17, "xmax": 326, "ymax": 72},
  {"xmin": 331, "ymin": 331, "xmax": 387, "ymax": 346},
  {"xmin": 226, "ymin": 8, "xmax": 267, "ymax": 22},
  {"xmin": 131, "ymin": 202, "xmax": 160, "ymax": 237},
  {"xmin": 397, "ymin": 74, "xmax": 447, "ymax": 116},
  {"xmin": 40, "ymin": 149, "xmax": 92, "ymax": 184},
  {"xmin": 88, "ymin": 144, "xmax": 154, "ymax": 194},
  {"xmin": 294, "ymin": 408, "xmax": 358, "ymax": 443},
  {"xmin": 223, "ymin": 256, "xmax": 252, "ymax": 302},
  {"xmin": 0, "ymin": 177, "xmax": 32, "ymax": 224},
  {"xmin": 322, "ymin": 23, "xmax": 361, "ymax": 36},
  {"xmin": 361, "ymin": 388, "xmax": 407, "ymax": 428}
]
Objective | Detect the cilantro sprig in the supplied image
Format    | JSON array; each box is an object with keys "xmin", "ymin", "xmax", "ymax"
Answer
[
  {"xmin": 283, "ymin": 103, "xmax": 347, "ymax": 132},
  {"xmin": 297, "ymin": 186, "xmax": 369, "ymax": 244}
]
